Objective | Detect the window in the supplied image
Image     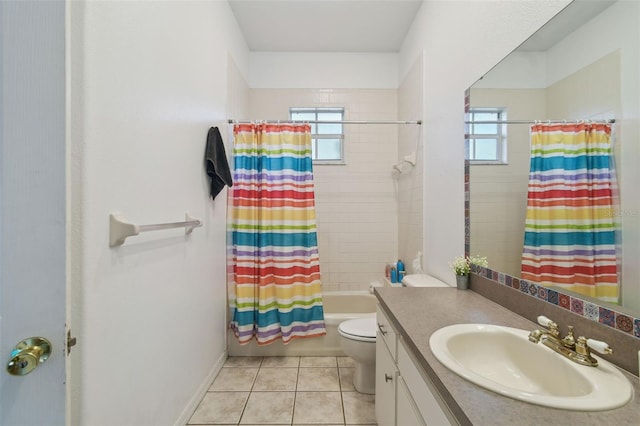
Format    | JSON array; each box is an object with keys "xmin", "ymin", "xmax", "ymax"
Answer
[
  {"xmin": 466, "ymin": 108, "xmax": 507, "ymax": 164},
  {"xmin": 290, "ymin": 107, "xmax": 344, "ymax": 163}
]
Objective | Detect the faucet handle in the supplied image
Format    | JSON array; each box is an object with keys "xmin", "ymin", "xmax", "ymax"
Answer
[
  {"xmin": 575, "ymin": 337, "xmax": 599, "ymax": 366},
  {"xmin": 536, "ymin": 315, "xmax": 559, "ymax": 336},
  {"xmin": 537, "ymin": 315, "xmax": 555, "ymax": 328},
  {"xmin": 586, "ymin": 338, "xmax": 613, "ymax": 355}
]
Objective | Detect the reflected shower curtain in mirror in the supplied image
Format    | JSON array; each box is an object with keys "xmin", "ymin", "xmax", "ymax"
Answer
[
  {"xmin": 521, "ymin": 123, "xmax": 618, "ymax": 302},
  {"xmin": 229, "ymin": 123, "xmax": 326, "ymax": 345}
]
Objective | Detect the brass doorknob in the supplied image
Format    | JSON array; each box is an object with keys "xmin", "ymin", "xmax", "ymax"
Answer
[{"xmin": 6, "ymin": 337, "xmax": 52, "ymax": 376}]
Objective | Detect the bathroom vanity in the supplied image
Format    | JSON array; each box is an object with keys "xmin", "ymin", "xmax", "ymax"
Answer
[
  {"xmin": 374, "ymin": 287, "xmax": 640, "ymax": 425},
  {"xmin": 376, "ymin": 305, "xmax": 454, "ymax": 425}
]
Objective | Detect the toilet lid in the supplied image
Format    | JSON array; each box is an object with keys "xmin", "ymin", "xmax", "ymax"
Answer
[{"xmin": 338, "ymin": 318, "xmax": 377, "ymax": 342}]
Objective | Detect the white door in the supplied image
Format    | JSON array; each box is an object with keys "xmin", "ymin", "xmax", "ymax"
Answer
[{"xmin": 1, "ymin": 1, "xmax": 67, "ymax": 425}]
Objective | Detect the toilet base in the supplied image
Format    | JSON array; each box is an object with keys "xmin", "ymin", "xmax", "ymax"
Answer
[{"xmin": 353, "ymin": 362, "xmax": 375, "ymax": 394}]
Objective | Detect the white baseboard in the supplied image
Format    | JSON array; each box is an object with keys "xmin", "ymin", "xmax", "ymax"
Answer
[{"xmin": 174, "ymin": 350, "xmax": 227, "ymax": 426}]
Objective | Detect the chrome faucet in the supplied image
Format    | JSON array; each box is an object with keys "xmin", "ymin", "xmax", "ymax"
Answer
[{"xmin": 528, "ymin": 315, "xmax": 612, "ymax": 367}]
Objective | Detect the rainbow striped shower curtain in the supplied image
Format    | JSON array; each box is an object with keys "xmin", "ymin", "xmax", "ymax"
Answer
[
  {"xmin": 229, "ymin": 123, "xmax": 326, "ymax": 345},
  {"xmin": 521, "ymin": 122, "xmax": 618, "ymax": 302}
]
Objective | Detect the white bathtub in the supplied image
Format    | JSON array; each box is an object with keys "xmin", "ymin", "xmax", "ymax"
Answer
[{"xmin": 227, "ymin": 291, "xmax": 377, "ymax": 357}]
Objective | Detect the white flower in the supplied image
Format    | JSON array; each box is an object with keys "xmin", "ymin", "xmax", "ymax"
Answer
[
  {"xmin": 469, "ymin": 254, "xmax": 489, "ymax": 268},
  {"xmin": 449, "ymin": 256, "xmax": 470, "ymax": 276},
  {"xmin": 449, "ymin": 254, "xmax": 488, "ymax": 276}
]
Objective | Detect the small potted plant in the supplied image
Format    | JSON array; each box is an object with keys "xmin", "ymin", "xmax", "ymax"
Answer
[{"xmin": 449, "ymin": 255, "xmax": 488, "ymax": 290}]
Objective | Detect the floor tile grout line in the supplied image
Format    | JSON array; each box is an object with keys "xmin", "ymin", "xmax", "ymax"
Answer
[
  {"xmin": 235, "ymin": 356, "xmax": 263, "ymax": 425},
  {"xmin": 290, "ymin": 358, "xmax": 300, "ymax": 426},
  {"xmin": 338, "ymin": 357, "xmax": 347, "ymax": 425}
]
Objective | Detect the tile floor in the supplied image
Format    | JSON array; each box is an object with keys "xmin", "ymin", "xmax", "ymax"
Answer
[{"xmin": 188, "ymin": 356, "xmax": 377, "ymax": 425}]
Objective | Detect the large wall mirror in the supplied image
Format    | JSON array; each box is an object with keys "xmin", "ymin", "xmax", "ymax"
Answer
[{"xmin": 468, "ymin": 0, "xmax": 640, "ymax": 316}]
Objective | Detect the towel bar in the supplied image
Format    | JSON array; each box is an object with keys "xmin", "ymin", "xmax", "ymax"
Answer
[{"xmin": 109, "ymin": 213, "xmax": 202, "ymax": 247}]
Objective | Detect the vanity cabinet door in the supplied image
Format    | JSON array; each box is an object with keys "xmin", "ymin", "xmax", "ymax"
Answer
[
  {"xmin": 377, "ymin": 304, "xmax": 397, "ymax": 359},
  {"xmin": 398, "ymin": 341, "xmax": 453, "ymax": 425},
  {"xmin": 375, "ymin": 333, "xmax": 397, "ymax": 426},
  {"xmin": 397, "ymin": 377, "xmax": 426, "ymax": 426}
]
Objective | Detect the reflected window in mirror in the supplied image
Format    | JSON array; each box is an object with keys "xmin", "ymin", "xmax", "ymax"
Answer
[{"xmin": 466, "ymin": 108, "xmax": 507, "ymax": 164}]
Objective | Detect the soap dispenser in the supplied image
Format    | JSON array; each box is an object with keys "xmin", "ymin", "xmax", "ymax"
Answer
[{"xmin": 396, "ymin": 259, "xmax": 405, "ymax": 283}]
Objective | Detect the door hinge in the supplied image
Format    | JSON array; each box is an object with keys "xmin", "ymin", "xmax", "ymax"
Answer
[{"xmin": 66, "ymin": 329, "xmax": 77, "ymax": 355}]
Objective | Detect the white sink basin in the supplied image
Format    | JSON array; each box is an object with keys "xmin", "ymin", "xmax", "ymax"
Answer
[{"xmin": 429, "ymin": 323, "xmax": 633, "ymax": 411}]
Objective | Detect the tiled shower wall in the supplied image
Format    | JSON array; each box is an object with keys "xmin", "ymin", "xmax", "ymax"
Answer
[
  {"xmin": 250, "ymin": 89, "xmax": 399, "ymax": 291},
  {"xmin": 397, "ymin": 55, "xmax": 424, "ymax": 272}
]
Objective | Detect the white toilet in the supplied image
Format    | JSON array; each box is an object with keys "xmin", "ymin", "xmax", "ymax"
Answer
[
  {"xmin": 338, "ymin": 317, "xmax": 377, "ymax": 394},
  {"xmin": 338, "ymin": 274, "xmax": 449, "ymax": 395}
]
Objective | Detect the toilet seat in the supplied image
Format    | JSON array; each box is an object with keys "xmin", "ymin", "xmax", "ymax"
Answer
[{"xmin": 338, "ymin": 318, "xmax": 377, "ymax": 342}]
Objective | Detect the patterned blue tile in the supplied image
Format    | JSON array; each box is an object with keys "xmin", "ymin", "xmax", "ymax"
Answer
[
  {"xmin": 598, "ymin": 307, "xmax": 615, "ymax": 327},
  {"xmin": 505, "ymin": 275, "xmax": 513, "ymax": 287},
  {"xmin": 537, "ymin": 286, "xmax": 548, "ymax": 301},
  {"xmin": 584, "ymin": 302, "xmax": 599, "ymax": 321},
  {"xmin": 528, "ymin": 283, "xmax": 538, "ymax": 297},
  {"xmin": 570, "ymin": 298, "xmax": 584, "ymax": 315},
  {"xmin": 519, "ymin": 280, "xmax": 529, "ymax": 294},
  {"xmin": 615, "ymin": 314, "xmax": 633, "ymax": 334},
  {"xmin": 559, "ymin": 293, "xmax": 571, "ymax": 310},
  {"xmin": 547, "ymin": 289, "xmax": 559, "ymax": 305},
  {"xmin": 635, "ymin": 319, "xmax": 640, "ymax": 338}
]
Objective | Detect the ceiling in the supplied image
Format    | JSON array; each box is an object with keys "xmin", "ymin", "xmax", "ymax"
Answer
[{"xmin": 228, "ymin": 0, "xmax": 424, "ymax": 52}]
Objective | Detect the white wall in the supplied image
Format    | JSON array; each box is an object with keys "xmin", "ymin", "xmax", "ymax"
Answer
[
  {"xmin": 227, "ymin": 54, "xmax": 251, "ymax": 124},
  {"xmin": 69, "ymin": 1, "xmax": 249, "ymax": 425},
  {"xmin": 399, "ymin": 0, "xmax": 570, "ymax": 285},
  {"xmin": 249, "ymin": 52, "xmax": 398, "ymax": 89}
]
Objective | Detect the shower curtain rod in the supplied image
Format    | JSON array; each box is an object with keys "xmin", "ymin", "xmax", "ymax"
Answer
[
  {"xmin": 465, "ymin": 119, "xmax": 615, "ymax": 125},
  {"xmin": 228, "ymin": 119, "xmax": 421, "ymax": 125}
]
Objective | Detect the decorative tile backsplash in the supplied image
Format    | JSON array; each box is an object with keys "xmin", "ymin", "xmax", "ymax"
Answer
[{"xmin": 471, "ymin": 265, "xmax": 640, "ymax": 340}]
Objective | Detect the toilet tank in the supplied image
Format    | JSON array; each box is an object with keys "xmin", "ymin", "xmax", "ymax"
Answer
[{"xmin": 402, "ymin": 274, "xmax": 449, "ymax": 287}]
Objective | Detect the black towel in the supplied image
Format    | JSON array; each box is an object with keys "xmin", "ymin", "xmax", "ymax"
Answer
[{"xmin": 205, "ymin": 126, "xmax": 232, "ymax": 199}]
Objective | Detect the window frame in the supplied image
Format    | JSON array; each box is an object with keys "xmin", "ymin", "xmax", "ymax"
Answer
[
  {"xmin": 290, "ymin": 107, "xmax": 345, "ymax": 164},
  {"xmin": 466, "ymin": 107, "xmax": 507, "ymax": 165}
]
